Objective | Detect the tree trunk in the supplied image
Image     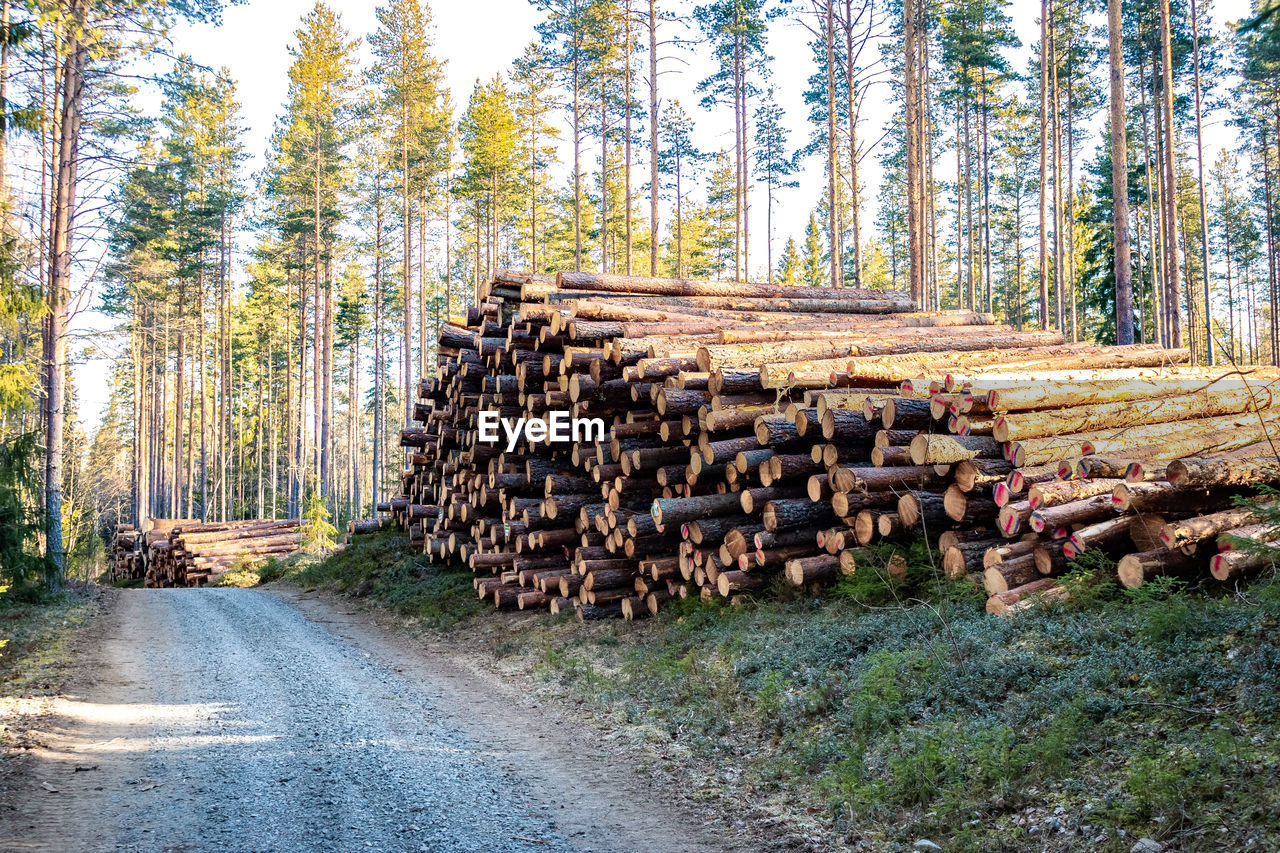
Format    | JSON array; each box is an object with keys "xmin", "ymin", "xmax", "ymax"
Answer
[
  {"xmin": 45, "ymin": 0, "xmax": 87, "ymax": 581},
  {"xmin": 402, "ymin": 98, "xmax": 413, "ymax": 428},
  {"xmin": 1050, "ymin": 1, "xmax": 1064, "ymax": 333},
  {"xmin": 0, "ymin": 0, "xmax": 8, "ymax": 188},
  {"xmin": 1038, "ymin": 0, "xmax": 1050, "ymax": 330},
  {"xmin": 981, "ymin": 65, "xmax": 993, "ymax": 314},
  {"xmin": 1109, "ymin": 0, "xmax": 1132, "ymax": 345},
  {"xmin": 903, "ymin": 0, "xmax": 921, "ymax": 303},
  {"xmin": 601, "ymin": 77, "xmax": 609, "ymax": 274},
  {"xmin": 573, "ymin": 36, "xmax": 583, "ymax": 270},
  {"xmin": 1158, "ymin": 0, "xmax": 1182, "ymax": 349},
  {"xmin": 624, "ymin": 0, "xmax": 633, "ymax": 274},
  {"xmin": 964, "ymin": 97, "xmax": 974, "ymax": 310},
  {"xmin": 1190, "ymin": 0, "xmax": 1212, "ymax": 364},
  {"xmin": 373, "ymin": 169, "xmax": 384, "ymax": 506},
  {"xmin": 173, "ymin": 284, "xmax": 184, "ymax": 519},
  {"xmin": 648, "ymin": 0, "xmax": 659, "ymax": 276},
  {"xmin": 825, "ymin": 0, "xmax": 840, "ymax": 287},
  {"xmin": 1140, "ymin": 51, "xmax": 1163, "ymax": 347},
  {"xmin": 1265, "ymin": 120, "xmax": 1277, "ymax": 364},
  {"xmin": 843, "ymin": 2, "xmax": 861, "ymax": 287}
]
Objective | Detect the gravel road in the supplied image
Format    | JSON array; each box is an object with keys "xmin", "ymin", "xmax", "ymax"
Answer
[{"xmin": 1, "ymin": 588, "xmax": 739, "ymax": 853}]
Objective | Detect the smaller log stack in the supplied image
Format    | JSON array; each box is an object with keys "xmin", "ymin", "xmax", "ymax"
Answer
[
  {"xmin": 109, "ymin": 523, "xmax": 143, "ymax": 582},
  {"xmin": 143, "ymin": 519, "xmax": 303, "ymax": 587}
]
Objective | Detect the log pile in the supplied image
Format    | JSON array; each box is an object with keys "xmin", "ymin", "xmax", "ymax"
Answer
[
  {"xmin": 108, "ymin": 523, "xmax": 143, "ymax": 582},
  {"xmin": 143, "ymin": 519, "xmax": 303, "ymax": 587},
  {"xmin": 378, "ymin": 270, "xmax": 1280, "ymax": 619}
]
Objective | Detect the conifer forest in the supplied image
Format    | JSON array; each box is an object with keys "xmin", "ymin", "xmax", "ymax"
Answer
[{"xmin": 3, "ymin": 0, "xmax": 1280, "ymax": 587}]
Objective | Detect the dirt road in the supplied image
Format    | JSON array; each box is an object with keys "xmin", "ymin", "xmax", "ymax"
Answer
[{"xmin": 1, "ymin": 588, "xmax": 741, "ymax": 853}]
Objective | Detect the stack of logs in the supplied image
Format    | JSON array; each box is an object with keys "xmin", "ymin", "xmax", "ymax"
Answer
[
  {"xmin": 382, "ymin": 269, "xmax": 1280, "ymax": 620},
  {"xmin": 108, "ymin": 523, "xmax": 143, "ymax": 582},
  {"xmin": 144, "ymin": 519, "xmax": 303, "ymax": 587}
]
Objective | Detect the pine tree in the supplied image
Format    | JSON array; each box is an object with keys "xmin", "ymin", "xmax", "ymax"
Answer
[
  {"xmin": 753, "ymin": 89, "xmax": 798, "ymax": 282},
  {"xmin": 369, "ymin": 0, "xmax": 449, "ymax": 428},
  {"xmin": 802, "ymin": 212, "xmax": 827, "ymax": 287},
  {"xmin": 512, "ymin": 41, "xmax": 562, "ymax": 273},
  {"xmin": 534, "ymin": 0, "xmax": 601, "ymax": 271},
  {"xmin": 457, "ymin": 75, "xmax": 521, "ymax": 286},
  {"xmin": 777, "ymin": 237, "xmax": 801, "ymax": 286},
  {"xmin": 276, "ymin": 3, "xmax": 358, "ymax": 506},
  {"xmin": 705, "ymin": 150, "xmax": 737, "ymax": 278},
  {"xmin": 657, "ymin": 100, "xmax": 701, "ymax": 277},
  {"xmin": 694, "ymin": 0, "xmax": 769, "ymax": 280}
]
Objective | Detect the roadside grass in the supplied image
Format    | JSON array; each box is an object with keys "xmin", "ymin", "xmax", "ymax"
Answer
[
  {"xmin": 297, "ymin": 534, "xmax": 1280, "ymax": 852},
  {"xmin": 268, "ymin": 529, "xmax": 482, "ymax": 629},
  {"xmin": 0, "ymin": 590, "xmax": 96, "ymax": 698},
  {"xmin": 0, "ymin": 587, "xmax": 98, "ymax": 758}
]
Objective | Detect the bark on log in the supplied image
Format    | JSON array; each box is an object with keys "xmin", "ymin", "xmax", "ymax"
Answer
[
  {"xmin": 1030, "ymin": 495, "xmax": 1115, "ymax": 536},
  {"xmin": 1063, "ymin": 516, "xmax": 1136, "ymax": 559},
  {"xmin": 986, "ymin": 579, "xmax": 1069, "ymax": 614},
  {"xmin": 762, "ymin": 499, "xmax": 838, "ymax": 532},
  {"xmin": 1166, "ymin": 448, "xmax": 1280, "ymax": 487},
  {"xmin": 993, "ymin": 383, "xmax": 1274, "ymax": 442},
  {"xmin": 1117, "ymin": 548, "xmax": 1200, "ymax": 588},
  {"xmin": 1160, "ymin": 506, "xmax": 1267, "ymax": 549},
  {"xmin": 982, "ymin": 554, "xmax": 1041, "ymax": 594},
  {"xmin": 784, "ymin": 554, "xmax": 840, "ymax": 586},
  {"xmin": 908, "ymin": 433, "xmax": 1001, "ymax": 465}
]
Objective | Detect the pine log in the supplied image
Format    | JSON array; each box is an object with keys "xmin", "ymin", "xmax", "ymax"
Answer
[
  {"xmin": 650, "ymin": 491, "xmax": 743, "ymax": 528},
  {"xmin": 784, "ymin": 554, "xmax": 840, "ymax": 586},
  {"xmin": 981, "ymin": 369, "xmax": 1280, "ymax": 412},
  {"xmin": 992, "ymin": 383, "xmax": 1274, "ymax": 442},
  {"xmin": 983, "ymin": 539, "xmax": 1037, "ymax": 568},
  {"xmin": 1160, "ymin": 506, "xmax": 1266, "ymax": 550},
  {"xmin": 943, "ymin": 539, "xmax": 1002, "ymax": 578},
  {"xmin": 1117, "ymin": 548, "xmax": 1200, "ymax": 588},
  {"xmin": 982, "ymin": 554, "xmax": 1041, "ymax": 594},
  {"xmin": 1165, "ymin": 448, "xmax": 1280, "ymax": 487},
  {"xmin": 1029, "ymin": 478, "xmax": 1123, "ymax": 510},
  {"xmin": 830, "ymin": 489, "xmax": 899, "ymax": 518},
  {"xmin": 762, "ymin": 499, "xmax": 838, "ymax": 532},
  {"xmin": 897, "ymin": 491, "xmax": 948, "ymax": 529},
  {"xmin": 1030, "ymin": 494, "xmax": 1115, "ymax": 536},
  {"xmin": 1111, "ymin": 481, "xmax": 1233, "ymax": 515},
  {"xmin": 908, "ymin": 433, "xmax": 1001, "ymax": 465},
  {"xmin": 954, "ymin": 458, "xmax": 1014, "ymax": 492},
  {"xmin": 1210, "ymin": 542, "xmax": 1280, "ymax": 581},
  {"xmin": 941, "ymin": 485, "xmax": 998, "ymax": 525},
  {"xmin": 1063, "ymin": 516, "xmax": 1136, "ymax": 559},
  {"xmin": 985, "ymin": 579, "xmax": 1069, "ymax": 615},
  {"xmin": 1008, "ymin": 407, "xmax": 1280, "ymax": 468}
]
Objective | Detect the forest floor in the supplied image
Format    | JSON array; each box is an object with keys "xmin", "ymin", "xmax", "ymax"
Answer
[
  {"xmin": 0, "ymin": 589, "xmax": 100, "ymax": 766},
  {"xmin": 272, "ymin": 530, "xmax": 1280, "ymax": 853},
  {"xmin": 0, "ymin": 583, "xmax": 750, "ymax": 853}
]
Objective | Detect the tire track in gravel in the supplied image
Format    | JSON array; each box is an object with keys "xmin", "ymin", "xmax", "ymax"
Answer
[{"xmin": 0, "ymin": 588, "xmax": 744, "ymax": 853}]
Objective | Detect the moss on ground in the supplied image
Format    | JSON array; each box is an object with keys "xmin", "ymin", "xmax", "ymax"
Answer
[{"xmin": 292, "ymin": 533, "xmax": 1280, "ymax": 852}]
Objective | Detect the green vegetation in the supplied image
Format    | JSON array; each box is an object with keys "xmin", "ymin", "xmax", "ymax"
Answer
[
  {"xmin": 0, "ymin": 592, "xmax": 97, "ymax": 699},
  {"xmin": 294, "ymin": 534, "xmax": 1280, "ymax": 852},
  {"xmin": 272, "ymin": 530, "xmax": 482, "ymax": 629}
]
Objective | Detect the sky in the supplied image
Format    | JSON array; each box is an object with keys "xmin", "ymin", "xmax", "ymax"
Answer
[{"xmin": 70, "ymin": 0, "xmax": 1255, "ymax": 433}]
